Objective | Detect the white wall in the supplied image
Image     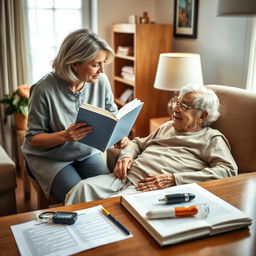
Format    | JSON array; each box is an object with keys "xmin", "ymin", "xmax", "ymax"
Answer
[
  {"xmin": 97, "ymin": 0, "xmax": 253, "ymax": 89},
  {"xmin": 97, "ymin": 0, "xmax": 157, "ymax": 77}
]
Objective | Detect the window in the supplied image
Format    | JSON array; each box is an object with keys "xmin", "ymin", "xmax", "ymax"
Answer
[
  {"xmin": 27, "ymin": 0, "xmax": 95, "ymax": 84},
  {"xmin": 246, "ymin": 18, "xmax": 256, "ymax": 92}
]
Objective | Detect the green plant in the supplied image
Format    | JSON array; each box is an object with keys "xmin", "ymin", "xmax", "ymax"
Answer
[{"xmin": 0, "ymin": 84, "xmax": 29, "ymax": 123}]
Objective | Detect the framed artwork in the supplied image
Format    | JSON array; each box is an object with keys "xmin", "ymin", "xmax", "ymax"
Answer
[{"xmin": 173, "ymin": 0, "xmax": 199, "ymax": 38}]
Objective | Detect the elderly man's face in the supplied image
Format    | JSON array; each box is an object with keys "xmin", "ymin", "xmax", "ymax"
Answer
[{"xmin": 172, "ymin": 92, "xmax": 206, "ymax": 132}]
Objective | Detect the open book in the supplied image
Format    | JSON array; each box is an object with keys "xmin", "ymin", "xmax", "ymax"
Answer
[
  {"xmin": 76, "ymin": 99, "xmax": 143, "ymax": 151},
  {"xmin": 121, "ymin": 183, "xmax": 252, "ymax": 246}
]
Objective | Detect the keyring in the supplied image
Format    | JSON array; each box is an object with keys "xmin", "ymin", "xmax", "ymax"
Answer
[{"xmin": 38, "ymin": 211, "xmax": 56, "ymax": 222}]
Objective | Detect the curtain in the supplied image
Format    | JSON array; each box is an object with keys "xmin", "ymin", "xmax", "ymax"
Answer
[{"xmin": 0, "ymin": 0, "xmax": 30, "ymax": 159}]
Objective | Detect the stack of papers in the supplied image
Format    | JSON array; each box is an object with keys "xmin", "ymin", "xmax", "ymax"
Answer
[{"xmin": 11, "ymin": 205, "xmax": 132, "ymax": 256}]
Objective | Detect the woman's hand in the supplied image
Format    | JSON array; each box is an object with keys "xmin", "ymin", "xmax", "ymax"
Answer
[
  {"xmin": 113, "ymin": 157, "xmax": 133, "ymax": 179},
  {"xmin": 65, "ymin": 122, "xmax": 92, "ymax": 142},
  {"xmin": 136, "ymin": 174, "xmax": 176, "ymax": 192},
  {"xmin": 114, "ymin": 136, "xmax": 130, "ymax": 149}
]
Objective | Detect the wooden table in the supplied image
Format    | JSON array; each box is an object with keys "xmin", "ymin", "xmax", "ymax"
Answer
[{"xmin": 0, "ymin": 173, "xmax": 255, "ymax": 256}]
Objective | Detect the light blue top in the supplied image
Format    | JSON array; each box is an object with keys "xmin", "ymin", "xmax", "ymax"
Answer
[{"xmin": 22, "ymin": 72, "xmax": 118, "ymax": 197}]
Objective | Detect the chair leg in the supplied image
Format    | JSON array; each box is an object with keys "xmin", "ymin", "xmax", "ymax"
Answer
[{"xmin": 36, "ymin": 188, "xmax": 50, "ymax": 209}]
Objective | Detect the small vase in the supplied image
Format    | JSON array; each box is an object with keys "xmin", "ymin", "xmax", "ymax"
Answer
[{"xmin": 14, "ymin": 113, "xmax": 28, "ymax": 130}]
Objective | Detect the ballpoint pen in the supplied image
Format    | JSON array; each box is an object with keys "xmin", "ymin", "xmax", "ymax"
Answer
[
  {"xmin": 102, "ymin": 208, "xmax": 131, "ymax": 235},
  {"xmin": 159, "ymin": 193, "xmax": 195, "ymax": 204}
]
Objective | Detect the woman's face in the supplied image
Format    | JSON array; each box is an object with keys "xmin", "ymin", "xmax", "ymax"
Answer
[
  {"xmin": 72, "ymin": 50, "xmax": 107, "ymax": 84},
  {"xmin": 172, "ymin": 92, "xmax": 206, "ymax": 132}
]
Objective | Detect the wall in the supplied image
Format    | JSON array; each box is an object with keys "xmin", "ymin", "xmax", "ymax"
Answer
[
  {"xmin": 156, "ymin": 0, "xmax": 252, "ymax": 88},
  {"xmin": 97, "ymin": 0, "xmax": 157, "ymax": 77},
  {"xmin": 97, "ymin": 0, "xmax": 253, "ymax": 89}
]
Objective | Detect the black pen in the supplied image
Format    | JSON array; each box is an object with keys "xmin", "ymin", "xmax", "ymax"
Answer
[
  {"xmin": 159, "ymin": 193, "xmax": 195, "ymax": 204},
  {"xmin": 102, "ymin": 208, "xmax": 131, "ymax": 235}
]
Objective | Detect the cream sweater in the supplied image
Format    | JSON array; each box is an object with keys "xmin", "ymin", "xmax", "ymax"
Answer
[{"xmin": 119, "ymin": 121, "xmax": 238, "ymax": 185}]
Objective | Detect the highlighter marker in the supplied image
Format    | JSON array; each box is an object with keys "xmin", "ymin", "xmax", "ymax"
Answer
[{"xmin": 146, "ymin": 205, "xmax": 198, "ymax": 219}]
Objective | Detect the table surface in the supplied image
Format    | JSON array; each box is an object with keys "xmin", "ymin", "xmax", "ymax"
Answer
[{"xmin": 0, "ymin": 173, "xmax": 255, "ymax": 256}]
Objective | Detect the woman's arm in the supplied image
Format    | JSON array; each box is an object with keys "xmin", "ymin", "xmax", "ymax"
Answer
[{"xmin": 29, "ymin": 122, "xmax": 92, "ymax": 148}]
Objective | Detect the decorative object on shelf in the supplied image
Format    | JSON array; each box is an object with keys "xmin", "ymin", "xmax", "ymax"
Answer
[
  {"xmin": 0, "ymin": 84, "xmax": 29, "ymax": 129},
  {"xmin": 216, "ymin": 0, "xmax": 256, "ymax": 16},
  {"xmin": 153, "ymin": 53, "xmax": 203, "ymax": 115},
  {"xmin": 140, "ymin": 12, "xmax": 150, "ymax": 24},
  {"xmin": 173, "ymin": 0, "xmax": 199, "ymax": 38},
  {"xmin": 128, "ymin": 15, "xmax": 140, "ymax": 24}
]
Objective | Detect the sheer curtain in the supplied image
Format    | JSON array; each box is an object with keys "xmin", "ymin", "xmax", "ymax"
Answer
[
  {"xmin": 246, "ymin": 18, "xmax": 256, "ymax": 92},
  {"xmin": 0, "ymin": 0, "xmax": 30, "ymax": 158}
]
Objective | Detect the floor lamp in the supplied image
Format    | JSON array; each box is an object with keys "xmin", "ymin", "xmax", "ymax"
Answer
[{"xmin": 153, "ymin": 53, "xmax": 204, "ymax": 116}]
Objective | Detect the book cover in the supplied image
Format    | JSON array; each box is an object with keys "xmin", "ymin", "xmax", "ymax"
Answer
[
  {"xmin": 121, "ymin": 183, "xmax": 252, "ymax": 246},
  {"xmin": 76, "ymin": 99, "xmax": 143, "ymax": 151}
]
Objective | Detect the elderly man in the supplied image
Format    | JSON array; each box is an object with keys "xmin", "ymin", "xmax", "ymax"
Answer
[{"xmin": 65, "ymin": 84, "xmax": 237, "ymax": 204}]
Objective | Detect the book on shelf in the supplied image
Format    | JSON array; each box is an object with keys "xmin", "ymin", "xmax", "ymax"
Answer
[
  {"xmin": 119, "ymin": 88, "xmax": 134, "ymax": 103},
  {"xmin": 121, "ymin": 66, "xmax": 135, "ymax": 82},
  {"xmin": 121, "ymin": 72, "xmax": 135, "ymax": 82},
  {"xmin": 117, "ymin": 46, "xmax": 133, "ymax": 56},
  {"xmin": 121, "ymin": 183, "xmax": 252, "ymax": 246},
  {"xmin": 76, "ymin": 99, "xmax": 143, "ymax": 151}
]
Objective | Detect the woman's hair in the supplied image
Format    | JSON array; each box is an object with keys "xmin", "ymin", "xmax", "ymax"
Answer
[
  {"xmin": 179, "ymin": 84, "xmax": 220, "ymax": 127},
  {"xmin": 52, "ymin": 28, "xmax": 114, "ymax": 83}
]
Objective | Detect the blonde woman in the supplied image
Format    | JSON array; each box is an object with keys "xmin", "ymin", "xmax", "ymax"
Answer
[{"xmin": 23, "ymin": 29, "xmax": 129, "ymax": 202}]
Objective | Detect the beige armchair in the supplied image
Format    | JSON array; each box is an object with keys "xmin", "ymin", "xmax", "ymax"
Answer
[
  {"xmin": 207, "ymin": 85, "xmax": 256, "ymax": 173},
  {"xmin": 0, "ymin": 146, "xmax": 17, "ymax": 216}
]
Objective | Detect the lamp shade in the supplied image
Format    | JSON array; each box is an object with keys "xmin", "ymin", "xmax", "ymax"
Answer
[
  {"xmin": 216, "ymin": 0, "xmax": 256, "ymax": 16},
  {"xmin": 154, "ymin": 53, "xmax": 204, "ymax": 91}
]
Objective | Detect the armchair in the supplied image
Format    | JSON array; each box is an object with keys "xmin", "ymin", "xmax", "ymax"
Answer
[
  {"xmin": 207, "ymin": 85, "xmax": 256, "ymax": 173},
  {"xmin": 0, "ymin": 146, "xmax": 17, "ymax": 216}
]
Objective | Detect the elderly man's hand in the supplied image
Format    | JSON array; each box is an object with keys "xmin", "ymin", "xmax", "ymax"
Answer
[
  {"xmin": 136, "ymin": 174, "xmax": 176, "ymax": 192},
  {"xmin": 113, "ymin": 157, "xmax": 133, "ymax": 179},
  {"xmin": 114, "ymin": 136, "xmax": 130, "ymax": 149}
]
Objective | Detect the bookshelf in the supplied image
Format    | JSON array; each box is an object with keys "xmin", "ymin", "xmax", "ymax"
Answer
[{"xmin": 112, "ymin": 23, "xmax": 172, "ymax": 137}]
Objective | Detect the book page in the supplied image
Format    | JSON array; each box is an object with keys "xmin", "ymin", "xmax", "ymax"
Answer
[
  {"xmin": 80, "ymin": 103, "xmax": 117, "ymax": 120},
  {"xmin": 11, "ymin": 205, "xmax": 132, "ymax": 256},
  {"xmin": 116, "ymin": 99, "xmax": 142, "ymax": 119}
]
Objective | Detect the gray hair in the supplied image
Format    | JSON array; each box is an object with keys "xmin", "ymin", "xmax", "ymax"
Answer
[
  {"xmin": 179, "ymin": 84, "xmax": 220, "ymax": 127},
  {"xmin": 52, "ymin": 28, "xmax": 114, "ymax": 83}
]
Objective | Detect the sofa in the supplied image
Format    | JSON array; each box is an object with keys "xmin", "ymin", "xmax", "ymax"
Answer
[
  {"xmin": 108, "ymin": 85, "xmax": 256, "ymax": 174},
  {"xmin": 0, "ymin": 145, "xmax": 17, "ymax": 216}
]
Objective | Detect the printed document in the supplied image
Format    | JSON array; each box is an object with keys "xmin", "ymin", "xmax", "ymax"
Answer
[{"xmin": 11, "ymin": 205, "xmax": 132, "ymax": 256}]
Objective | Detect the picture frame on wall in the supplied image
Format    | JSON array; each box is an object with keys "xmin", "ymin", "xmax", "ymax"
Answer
[{"xmin": 174, "ymin": 0, "xmax": 199, "ymax": 38}]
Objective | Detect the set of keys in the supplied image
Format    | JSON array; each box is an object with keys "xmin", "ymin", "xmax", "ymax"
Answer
[{"xmin": 39, "ymin": 211, "xmax": 78, "ymax": 225}]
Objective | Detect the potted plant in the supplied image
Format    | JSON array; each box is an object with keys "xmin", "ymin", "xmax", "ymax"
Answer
[{"xmin": 0, "ymin": 84, "xmax": 30, "ymax": 130}]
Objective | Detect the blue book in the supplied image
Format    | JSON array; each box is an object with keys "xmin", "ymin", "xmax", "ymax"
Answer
[{"xmin": 76, "ymin": 99, "xmax": 144, "ymax": 151}]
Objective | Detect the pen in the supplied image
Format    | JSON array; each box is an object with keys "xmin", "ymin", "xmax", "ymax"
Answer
[
  {"xmin": 146, "ymin": 205, "xmax": 199, "ymax": 219},
  {"xmin": 159, "ymin": 193, "xmax": 195, "ymax": 204},
  {"xmin": 102, "ymin": 208, "xmax": 131, "ymax": 235}
]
